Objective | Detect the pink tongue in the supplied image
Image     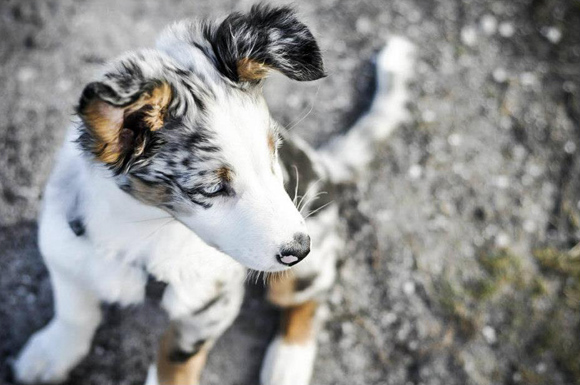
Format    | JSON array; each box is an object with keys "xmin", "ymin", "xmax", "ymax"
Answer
[{"xmin": 281, "ymin": 255, "xmax": 299, "ymax": 264}]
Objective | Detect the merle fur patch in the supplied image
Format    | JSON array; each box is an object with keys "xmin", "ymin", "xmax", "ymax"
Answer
[
  {"xmin": 74, "ymin": 5, "xmax": 325, "ymax": 214},
  {"xmin": 209, "ymin": 4, "xmax": 326, "ymax": 82}
]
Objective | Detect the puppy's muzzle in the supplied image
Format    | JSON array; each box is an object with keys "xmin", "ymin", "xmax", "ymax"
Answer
[{"xmin": 276, "ymin": 233, "xmax": 311, "ymax": 266}]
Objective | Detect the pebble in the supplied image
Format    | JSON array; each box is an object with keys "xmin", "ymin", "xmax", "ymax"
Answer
[
  {"xmin": 448, "ymin": 133, "xmax": 462, "ymax": 146},
  {"xmin": 57, "ymin": 79, "xmax": 73, "ymax": 92},
  {"xmin": 408, "ymin": 10, "xmax": 422, "ymax": 24},
  {"xmin": 495, "ymin": 232, "xmax": 511, "ymax": 248},
  {"xmin": 480, "ymin": 15, "xmax": 497, "ymax": 35},
  {"xmin": 355, "ymin": 17, "xmax": 373, "ymax": 34},
  {"xmin": 422, "ymin": 109, "xmax": 437, "ymax": 123},
  {"xmin": 382, "ymin": 312, "xmax": 397, "ymax": 326},
  {"xmin": 408, "ymin": 165, "xmax": 423, "ymax": 179},
  {"xmin": 494, "ymin": 175, "xmax": 510, "ymax": 189},
  {"xmin": 536, "ymin": 362, "xmax": 547, "ymax": 373},
  {"xmin": 543, "ymin": 27, "xmax": 562, "ymax": 44},
  {"xmin": 520, "ymin": 72, "xmax": 537, "ymax": 87},
  {"xmin": 461, "ymin": 26, "xmax": 478, "ymax": 47},
  {"xmin": 403, "ymin": 281, "xmax": 416, "ymax": 295},
  {"xmin": 498, "ymin": 22, "xmax": 515, "ymax": 38},
  {"xmin": 500, "ymin": 116, "xmax": 513, "ymax": 130},
  {"xmin": 482, "ymin": 325, "xmax": 497, "ymax": 344},
  {"xmin": 492, "ymin": 67, "xmax": 508, "ymax": 83},
  {"xmin": 528, "ymin": 164, "xmax": 543, "ymax": 177},
  {"xmin": 523, "ymin": 220, "xmax": 536, "ymax": 233},
  {"xmin": 564, "ymin": 141, "xmax": 576, "ymax": 154},
  {"xmin": 17, "ymin": 67, "xmax": 37, "ymax": 83}
]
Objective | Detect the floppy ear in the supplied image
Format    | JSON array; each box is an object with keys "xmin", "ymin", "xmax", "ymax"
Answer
[
  {"xmin": 211, "ymin": 4, "xmax": 325, "ymax": 83},
  {"xmin": 77, "ymin": 80, "xmax": 172, "ymax": 173}
]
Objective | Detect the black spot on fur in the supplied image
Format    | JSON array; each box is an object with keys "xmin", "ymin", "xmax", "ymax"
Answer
[
  {"xmin": 209, "ymin": 4, "xmax": 325, "ymax": 82},
  {"xmin": 145, "ymin": 274, "xmax": 168, "ymax": 301},
  {"xmin": 168, "ymin": 340, "xmax": 206, "ymax": 363},
  {"xmin": 68, "ymin": 218, "xmax": 86, "ymax": 237},
  {"xmin": 295, "ymin": 274, "xmax": 317, "ymax": 291},
  {"xmin": 192, "ymin": 294, "xmax": 224, "ymax": 315},
  {"xmin": 179, "ymin": 78, "xmax": 205, "ymax": 111}
]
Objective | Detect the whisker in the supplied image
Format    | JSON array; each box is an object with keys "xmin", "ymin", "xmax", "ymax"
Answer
[
  {"xmin": 304, "ymin": 201, "xmax": 334, "ymax": 219},
  {"xmin": 292, "ymin": 165, "xmax": 300, "ymax": 206},
  {"xmin": 245, "ymin": 269, "xmax": 257, "ymax": 284},
  {"xmin": 297, "ymin": 179, "xmax": 323, "ymax": 212},
  {"xmin": 143, "ymin": 218, "xmax": 175, "ymax": 241},
  {"xmin": 123, "ymin": 216, "xmax": 173, "ymax": 224},
  {"xmin": 299, "ymin": 191, "xmax": 328, "ymax": 215},
  {"xmin": 285, "ymin": 84, "xmax": 321, "ymax": 132}
]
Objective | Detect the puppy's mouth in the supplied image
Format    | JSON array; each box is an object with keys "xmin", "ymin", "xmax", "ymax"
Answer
[{"xmin": 245, "ymin": 269, "xmax": 291, "ymax": 285}]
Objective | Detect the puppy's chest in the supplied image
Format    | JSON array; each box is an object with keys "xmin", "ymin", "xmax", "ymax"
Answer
[{"xmin": 89, "ymin": 216, "xmax": 243, "ymax": 284}]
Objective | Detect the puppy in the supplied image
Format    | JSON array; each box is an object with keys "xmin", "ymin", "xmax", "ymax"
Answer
[{"xmin": 12, "ymin": 4, "xmax": 415, "ymax": 385}]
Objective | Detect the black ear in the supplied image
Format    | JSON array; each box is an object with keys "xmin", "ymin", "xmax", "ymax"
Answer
[{"xmin": 211, "ymin": 4, "xmax": 325, "ymax": 83}]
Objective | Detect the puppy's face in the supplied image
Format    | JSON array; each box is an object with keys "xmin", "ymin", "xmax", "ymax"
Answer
[{"xmin": 77, "ymin": 5, "xmax": 325, "ymax": 272}]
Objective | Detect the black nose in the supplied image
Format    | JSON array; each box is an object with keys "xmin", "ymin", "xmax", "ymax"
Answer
[{"xmin": 277, "ymin": 233, "xmax": 311, "ymax": 266}]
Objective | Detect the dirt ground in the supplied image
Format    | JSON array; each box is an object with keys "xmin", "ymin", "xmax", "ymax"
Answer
[{"xmin": 1, "ymin": 0, "xmax": 580, "ymax": 384}]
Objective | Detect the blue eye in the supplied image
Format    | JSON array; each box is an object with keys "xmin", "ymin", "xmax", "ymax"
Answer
[{"xmin": 201, "ymin": 183, "xmax": 225, "ymax": 196}]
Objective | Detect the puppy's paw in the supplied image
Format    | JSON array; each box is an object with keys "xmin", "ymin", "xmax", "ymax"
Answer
[
  {"xmin": 13, "ymin": 321, "xmax": 91, "ymax": 384},
  {"xmin": 260, "ymin": 336, "xmax": 316, "ymax": 385},
  {"xmin": 144, "ymin": 365, "xmax": 158, "ymax": 385}
]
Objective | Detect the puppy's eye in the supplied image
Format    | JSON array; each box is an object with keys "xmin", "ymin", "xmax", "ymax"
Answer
[{"xmin": 201, "ymin": 183, "xmax": 225, "ymax": 196}]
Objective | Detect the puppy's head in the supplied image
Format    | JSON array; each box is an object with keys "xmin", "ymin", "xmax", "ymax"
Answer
[{"xmin": 77, "ymin": 5, "xmax": 324, "ymax": 272}]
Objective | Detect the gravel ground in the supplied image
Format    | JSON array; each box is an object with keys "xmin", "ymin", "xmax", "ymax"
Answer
[{"xmin": 1, "ymin": 0, "xmax": 580, "ymax": 384}]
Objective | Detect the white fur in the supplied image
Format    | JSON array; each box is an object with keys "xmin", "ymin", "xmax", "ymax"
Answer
[
  {"xmin": 14, "ymin": 128, "xmax": 246, "ymax": 383},
  {"xmin": 14, "ymin": 35, "xmax": 416, "ymax": 384},
  {"xmin": 145, "ymin": 365, "xmax": 159, "ymax": 385},
  {"xmin": 260, "ymin": 336, "xmax": 317, "ymax": 385},
  {"xmin": 176, "ymin": 91, "xmax": 308, "ymax": 272},
  {"xmin": 14, "ymin": 268, "xmax": 102, "ymax": 383}
]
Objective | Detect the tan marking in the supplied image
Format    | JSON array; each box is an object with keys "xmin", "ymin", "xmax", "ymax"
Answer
[
  {"xmin": 127, "ymin": 82, "xmax": 172, "ymax": 132},
  {"xmin": 80, "ymin": 82, "xmax": 172, "ymax": 164},
  {"xmin": 267, "ymin": 273, "xmax": 296, "ymax": 307},
  {"xmin": 216, "ymin": 166, "xmax": 232, "ymax": 182},
  {"xmin": 281, "ymin": 300, "xmax": 318, "ymax": 344},
  {"xmin": 129, "ymin": 176, "xmax": 169, "ymax": 206},
  {"xmin": 157, "ymin": 326, "xmax": 208, "ymax": 385},
  {"xmin": 237, "ymin": 57, "xmax": 269, "ymax": 81},
  {"xmin": 81, "ymin": 100, "xmax": 125, "ymax": 164},
  {"xmin": 267, "ymin": 131, "xmax": 277, "ymax": 155}
]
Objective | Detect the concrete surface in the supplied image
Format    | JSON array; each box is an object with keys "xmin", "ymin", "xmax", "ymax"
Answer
[{"xmin": 1, "ymin": 0, "xmax": 580, "ymax": 384}]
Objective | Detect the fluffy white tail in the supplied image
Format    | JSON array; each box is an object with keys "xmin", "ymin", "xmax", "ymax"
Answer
[{"xmin": 319, "ymin": 36, "xmax": 416, "ymax": 183}]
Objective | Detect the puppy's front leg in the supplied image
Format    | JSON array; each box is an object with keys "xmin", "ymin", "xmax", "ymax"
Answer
[
  {"xmin": 13, "ymin": 267, "xmax": 102, "ymax": 384},
  {"xmin": 146, "ymin": 280, "xmax": 244, "ymax": 385},
  {"xmin": 261, "ymin": 205, "xmax": 341, "ymax": 385},
  {"xmin": 155, "ymin": 324, "xmax": 210, "ymax": 385}
]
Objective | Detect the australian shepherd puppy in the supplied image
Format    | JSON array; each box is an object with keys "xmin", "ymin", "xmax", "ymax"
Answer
[{"xmin": 12, "ymin": 4, "xmax": 415, "ymax": 385}]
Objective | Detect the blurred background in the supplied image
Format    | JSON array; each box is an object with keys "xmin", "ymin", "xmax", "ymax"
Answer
[{"xmin": 1, "ymin": 0, "xmax": 580, "ymax": 384}]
